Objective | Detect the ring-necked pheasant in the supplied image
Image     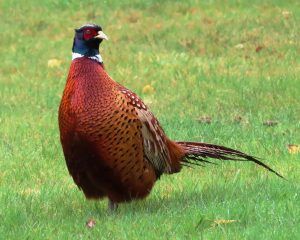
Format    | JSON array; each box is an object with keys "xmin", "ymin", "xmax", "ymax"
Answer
[{"xmin": 58, "ymin": 23, "xmax": 283, "ymax": 210}]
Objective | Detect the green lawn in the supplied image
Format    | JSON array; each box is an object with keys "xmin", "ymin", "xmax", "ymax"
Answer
[{"xmin": 1, "ymin": 0, "xmax": 299, "ymax": 239}]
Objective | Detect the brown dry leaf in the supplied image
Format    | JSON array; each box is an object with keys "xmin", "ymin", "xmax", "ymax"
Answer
[
  {"xmin": 282, "ymin": 10, "xmax": 292, "ymax": 19},
  {"xmin": 142, "ymin": 84, "xmax": 155, "ymax": 94},
  {"xmin": 197, "ymin": 116, "xmax": 212, "ymax": 124},
  {"xmin": 155, "ymin": 23, "xmax": 162, "ymax": 29},
  {"xmin": 48, "ymin": 59, "xmax": 62, "ymax": 68},
  {"xmin": 86, "ymin": 219, "xmax": 96, "ymax": 228},
  {"xmin": 256, "ymin": 45, "xmax": 264, "ymax": 53},
  {"xmin": 288, "ymin": 144, "xmax": 300, "ymax": 154},
  {"xmin": 263, "ymin": 120, "xmax": 279, "ymax": 126},
  {"xmin": 212, "ymin": 219, "xmax": 238, "ymax": 227}
]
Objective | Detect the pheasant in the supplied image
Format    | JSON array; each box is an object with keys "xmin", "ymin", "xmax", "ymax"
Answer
[{"xmin": 58, "ymin": 23, "xmax": 283, "ymax": 210}]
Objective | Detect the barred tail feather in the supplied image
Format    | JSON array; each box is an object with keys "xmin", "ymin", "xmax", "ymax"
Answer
[{"xmin": 177, "ymin": 141, "xmax": 283, "ymax": 178}]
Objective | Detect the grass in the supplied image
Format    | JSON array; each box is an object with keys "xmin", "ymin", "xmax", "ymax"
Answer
[{"xmin": 0, "ymin": 0, "xmax": 299, "ymax": 239}]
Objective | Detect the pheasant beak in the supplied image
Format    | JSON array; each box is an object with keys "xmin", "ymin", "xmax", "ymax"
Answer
[{"xmin": 94, "ymin": 31, "xmax": 108, "ymax": 40}]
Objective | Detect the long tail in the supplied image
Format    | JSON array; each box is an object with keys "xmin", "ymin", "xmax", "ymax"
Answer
[{"xmin": 176, "ymin": 141, "xmax": 283, "ymax": 178}]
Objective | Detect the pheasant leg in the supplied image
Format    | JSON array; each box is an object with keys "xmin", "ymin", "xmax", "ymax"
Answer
[{"xmin": 108, "ymin": 199, "xmax": 118, "ymax": 211}]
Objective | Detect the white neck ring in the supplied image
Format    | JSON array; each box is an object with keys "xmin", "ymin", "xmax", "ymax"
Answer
[{"xmin": 72, "ymin": 52, "xmax": 103, "ymax": 63}]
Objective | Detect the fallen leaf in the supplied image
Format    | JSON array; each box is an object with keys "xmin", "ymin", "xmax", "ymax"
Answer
[
  {"xmin": 142, "ymin": 84, "xmax": 155, "ymax": 94},
  {"xmin": 48, "ymin": 59, "xmax": 62, "ymax": 68},
  {"xmin": 287, "ymin": 144, "xmax": 300, "ymax": 154},
  {"xmin": 86, "ymin": 219, "xmax": 96, "ymax": 228},
  {"xmin": 235, "ymin": 43, "xmax": 244, "ymax": 49},
  {"xmin": 263, "ymin": 120, "xmax": 278, "ymax": 126},
  {"xmin": 282, "ymin": 10, "xmax": 292, "ymax": 19},
  {"xmin": 155, "ymin": 23, "xmax": 162, "ymax": 29},
  {"xmin": 197, "ymin": 116, "xmax": 212, "ymax": 124},
  {"xmin": 255, "ymin": 45, "xmax": 264, "ymax": 53}
]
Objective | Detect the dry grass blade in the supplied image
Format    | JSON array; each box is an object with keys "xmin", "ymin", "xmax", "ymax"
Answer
[
  {"xmin": 287, "ymin": 144, "xmax": 300, "ymax": 154},
  {"xmin": 212, "ymin": 219, "xmax": 238, "ymax": 227}
]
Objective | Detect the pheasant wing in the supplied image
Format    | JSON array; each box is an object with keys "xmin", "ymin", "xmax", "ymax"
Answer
[{"xmin": 119, "ymin": 87, "xmax": 172, "ymax": 176}]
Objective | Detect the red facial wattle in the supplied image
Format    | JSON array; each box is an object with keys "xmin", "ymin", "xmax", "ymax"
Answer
[{"xmin": 83, "ymin": 29, "xmax": 98, "ymax": 40}]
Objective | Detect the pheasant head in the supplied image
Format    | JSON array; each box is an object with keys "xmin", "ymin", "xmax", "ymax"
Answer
[{"xmin": 72, "ymin": 23, "xmax": 108, "ymax": 63}]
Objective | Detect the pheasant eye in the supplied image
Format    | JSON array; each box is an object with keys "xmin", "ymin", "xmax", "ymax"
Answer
[{"xmin": 83, "ymin": 29, "xmax": 95, "ymax": 40}]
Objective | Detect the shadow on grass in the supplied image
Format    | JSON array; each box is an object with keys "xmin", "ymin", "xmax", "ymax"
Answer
[
  {"xmin": 25, "ymin": 175, "xmax": 292, "ymax": 222},
  {"xmin": 89, "ymin": 177, "xmax": 292, "ymax": 216}
]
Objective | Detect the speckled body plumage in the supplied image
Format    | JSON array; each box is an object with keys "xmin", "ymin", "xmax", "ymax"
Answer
[
  {"xmin": 58, "ymin": 24, "xmax": 282, "ymax": 209},
  {"xmin": 59, "ymin": 58, "xmax": 183, "ymax": 202}
]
